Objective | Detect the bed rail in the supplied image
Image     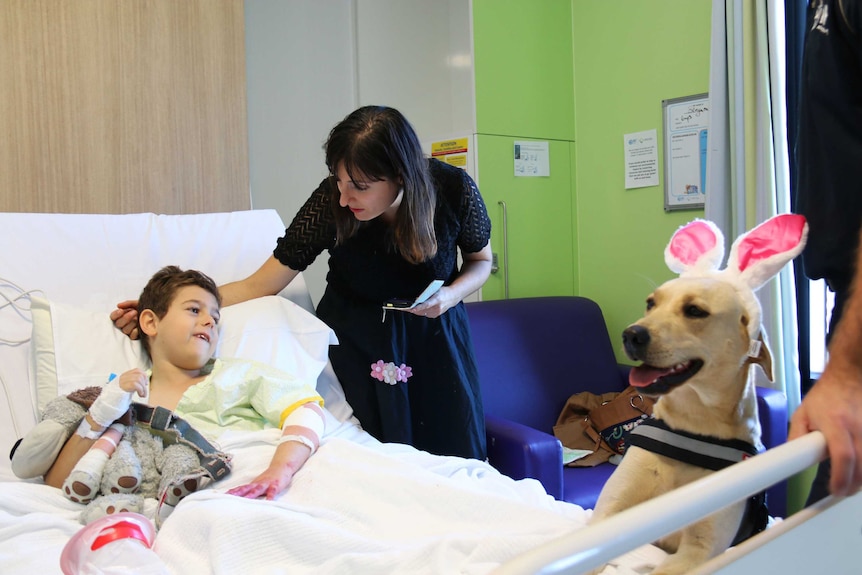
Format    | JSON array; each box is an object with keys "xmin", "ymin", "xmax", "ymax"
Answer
[{"xmin": 493, "ymin": 431, "xmax": 840, "ymax": 575}]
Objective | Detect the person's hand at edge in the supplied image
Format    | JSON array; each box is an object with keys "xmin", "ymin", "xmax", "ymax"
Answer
[
  {"xmin": 110, "ymin": 300, "xmax": 140, "ymax": 340},
  {"xmin": 789, "ymin": 357, "xmax": 862, "ymax": 497}
]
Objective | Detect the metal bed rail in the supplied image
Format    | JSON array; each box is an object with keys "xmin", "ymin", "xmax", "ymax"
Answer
[{"xmin": 493, "ymin": 432, "xmax": 839, "ymax": 575}]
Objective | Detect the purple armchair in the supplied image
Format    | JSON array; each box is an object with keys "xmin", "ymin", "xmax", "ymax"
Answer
[{"xmin": 465, "ymin": 296, "xmax": 788, "ymax": 517}]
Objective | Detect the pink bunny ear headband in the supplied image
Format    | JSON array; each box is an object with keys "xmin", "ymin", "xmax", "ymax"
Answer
[{"xmin": 664, "ymin": 214, "xmax": 809, "ymax": 346}]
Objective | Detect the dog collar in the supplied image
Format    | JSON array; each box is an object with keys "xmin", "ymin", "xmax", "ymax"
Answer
[{"xmin": 628, "ymin": 418, "xmax": 760, "ymax": 471}]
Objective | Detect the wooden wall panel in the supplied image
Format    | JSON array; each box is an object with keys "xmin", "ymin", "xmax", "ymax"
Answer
[{"xmin": 0, "ymin": 0, "xmax": 249, "ymax": 214}]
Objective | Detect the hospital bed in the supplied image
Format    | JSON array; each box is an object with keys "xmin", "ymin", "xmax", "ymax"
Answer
[{"xmin": 0, "ymin": 209, "xmax": 856, "ymax": 574}]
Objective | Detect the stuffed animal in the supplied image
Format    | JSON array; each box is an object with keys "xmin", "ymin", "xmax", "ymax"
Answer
[{"xmin": 11, "ymin": 387, "xmax": 225, "ymax": 526}]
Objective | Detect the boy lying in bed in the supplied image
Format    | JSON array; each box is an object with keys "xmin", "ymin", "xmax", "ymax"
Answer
[{"xmin": 39, "ymin": 265, "xmax": 326, "ymax": 521}]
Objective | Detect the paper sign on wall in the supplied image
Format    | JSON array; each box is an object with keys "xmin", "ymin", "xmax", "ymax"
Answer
[
  {"xmin": 662, "ymin": 93, "xmax": 709, "ymax": 211},
  {"xmin": 430, "ymin": 138, "xmax": 470, "ymax": 169},
  {"xmin": 514, "ymin": 141, "xmax": 549, "ymax": 177},
  {"xmin": 624, "ymin": 129, "xmax": 659, "ymax": 189}
]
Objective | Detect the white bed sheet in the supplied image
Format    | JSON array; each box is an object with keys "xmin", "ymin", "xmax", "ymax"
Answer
[{"xmin": 0, "ymin": 414, "xmax": 666, "ymax": 575}]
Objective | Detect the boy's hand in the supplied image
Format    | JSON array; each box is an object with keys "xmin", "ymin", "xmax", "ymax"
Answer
[
  {"xmin": 110, "ymin": 300, "xmax": 140, "ymax": 340},
  {"xmin": 117, "ymin": 368, "xmax": 149, "ymax": 398},
  {"xmin": 226, "ymin": 464, "xmax": 298, "ymax": 501},
  {"xmin": 89, "ymin": 369, "xmax": 146, "ymax": 428}
]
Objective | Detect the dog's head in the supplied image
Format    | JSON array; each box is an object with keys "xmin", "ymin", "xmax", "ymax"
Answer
[
  {"xmin": 623, "ymin": 276, "xmax": 772, "ymax": 397},
  {"xmin": 624, "ymin": 214, "xmax": 807, "ymax": 398}
]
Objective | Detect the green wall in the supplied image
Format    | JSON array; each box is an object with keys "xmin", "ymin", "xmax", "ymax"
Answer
[
  {"xmin": 473, "ymin": 0, "xmax": 576, "ymax": 141},
  {"xmin": 572, "ymin": 0, "xmax": 711, "ymax": 361},
  {"xmin": 472, "ymin": 0, "xmax": 577, "ymax": 301},
  {"xmin": 471, "ymin": 0, "xmax": 714, "ymax": 360}
]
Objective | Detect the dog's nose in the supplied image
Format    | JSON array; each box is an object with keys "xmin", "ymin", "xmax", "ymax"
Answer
[{"xmin": 622, "ymin": 325, "xmax": 650, "ymax": 359}]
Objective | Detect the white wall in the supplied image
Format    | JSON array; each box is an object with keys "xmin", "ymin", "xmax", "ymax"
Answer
[
  {"xmin": 244, "ymin": 0, "xmax": 356, "ymax": 305},
  {"xmin": 245, "ymin": 0, "xmax": 473, "ymax": 305},
  {"xmin": 355, "ymin": 0, "xmax": 475, "ymax": 141}
]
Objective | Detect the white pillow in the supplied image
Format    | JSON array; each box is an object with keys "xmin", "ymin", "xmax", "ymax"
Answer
[
  {"xmin": 30, "ymin": 295, "xmax": 353, "ymax": 421},
  {"xmin": 30, "ymin": 296, "xmax": 150, "ymax": 412}
]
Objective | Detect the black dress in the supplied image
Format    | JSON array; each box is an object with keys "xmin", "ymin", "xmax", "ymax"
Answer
[{"xmin": 273, "ymin": 159, "xmax": 491, "ymax": 460}]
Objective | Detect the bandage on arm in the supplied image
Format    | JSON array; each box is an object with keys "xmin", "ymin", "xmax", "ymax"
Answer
[
  {"xmin": 88, "ymin": 374, "xmax": 134, "ymax": 429},
  {"xmin": 278, "ymin": 404, "xmax": 325, "ymax": 454},
  {"xmin": 67, "ymin": 423, "xmax": 123, "ymax": 477}
]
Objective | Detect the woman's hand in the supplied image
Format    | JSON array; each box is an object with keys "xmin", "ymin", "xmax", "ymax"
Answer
[
  {"xmin": 411, "ymin": 244, "xmax": 493, "ymax": 319},
  {"xmin": 411, "ymin": 286, "xmax": 457, "ymax": 318},
  {"xmin": 110, "ymin": 300, "xmax": 140, "ymax": 340}
]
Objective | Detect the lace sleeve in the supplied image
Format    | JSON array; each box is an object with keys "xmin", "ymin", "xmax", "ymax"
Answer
[
  {"xmin": 456, "ymin": 169, "xmax": 492, "ymax": 253},
  {"xmin": 273, "ymin": 179, "xmax": 337, "ymax": 271}
]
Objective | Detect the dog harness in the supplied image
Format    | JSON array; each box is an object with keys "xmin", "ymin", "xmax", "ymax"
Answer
[{"xmin": 628, "ymin": 418, "xmax": 769, "ymax": 545}]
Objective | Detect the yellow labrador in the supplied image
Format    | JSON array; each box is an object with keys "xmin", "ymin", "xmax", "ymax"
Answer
[{"xmin": 590, "ymin": 214, "xmax": 807, "ymax": 575}]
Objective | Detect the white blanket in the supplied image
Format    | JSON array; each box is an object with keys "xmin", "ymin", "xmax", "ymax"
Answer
[{"xmin": 0, "ymin": 420, "xmax": 665, "ymax": 574}]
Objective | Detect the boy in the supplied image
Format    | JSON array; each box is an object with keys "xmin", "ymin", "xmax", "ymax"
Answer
[{"xmin": 44, "ymin": 266, "xmax": 326, "ymax": 513}]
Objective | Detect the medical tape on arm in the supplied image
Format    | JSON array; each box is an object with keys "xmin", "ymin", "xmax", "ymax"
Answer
[
  {"xmin": 92, "ymin": 423, "xmax": 125, "ymax": 453},
  {"xmin": 278, "ymin": 404, "xmax": 325, "ymax": 453}
]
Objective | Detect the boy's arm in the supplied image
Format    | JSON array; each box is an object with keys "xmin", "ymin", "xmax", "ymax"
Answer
[
  {"xmin": 44, "ymin": 369, "xmax": 147, "ymax": 487},
  {"xmin": 43, "ymin": 414, "xmax": 104, "ymax": 487},
  {"xmin": 226, "ymin": 402, "xmax": 325, "ymax": 500}
]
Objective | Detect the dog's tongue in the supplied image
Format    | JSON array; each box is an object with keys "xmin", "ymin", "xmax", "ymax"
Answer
[{"xmin": 629, "ymin": 364, "xmax": 672, "ymax": 388}]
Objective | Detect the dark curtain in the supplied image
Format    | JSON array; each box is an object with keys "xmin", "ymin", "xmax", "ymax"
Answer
[{"xmin": 786, "ymin": 0, "xmax": 814, "ymax": 394}]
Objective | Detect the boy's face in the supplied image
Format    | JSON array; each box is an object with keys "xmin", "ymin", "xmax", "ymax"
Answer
[{"xmin": 148, "ymin": 285, "xmax": 220, "ymax": 370}]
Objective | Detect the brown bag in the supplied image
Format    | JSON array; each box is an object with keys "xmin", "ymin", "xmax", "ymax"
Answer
[{"xmin": 553, "ymin": 387, "xmax": 655, "ymax": 467}]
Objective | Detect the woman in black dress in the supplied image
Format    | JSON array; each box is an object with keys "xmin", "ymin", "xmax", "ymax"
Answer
[{"xmin": 114, "ymin": 106, "xmax": 492, "ymax": 460}]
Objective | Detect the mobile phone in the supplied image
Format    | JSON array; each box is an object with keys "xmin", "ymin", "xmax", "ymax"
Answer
[
  {"xmin": 383, "ymin": 298, "xmax": 415, "ymax": 309},
  {"xmin": 383, "ymin": 280, "xmax": 444, "ymax": 310}
]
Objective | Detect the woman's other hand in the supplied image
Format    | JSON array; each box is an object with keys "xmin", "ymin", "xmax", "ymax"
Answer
[{"xmin": 110, "ymin": 300, "xmax": 140, "ymax": 340}]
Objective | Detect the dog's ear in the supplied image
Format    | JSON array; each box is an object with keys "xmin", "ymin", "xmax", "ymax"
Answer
[
  {"xmin": 747, "ymin": 331, "xmax": 774, "ymax": 382},
  {"xmin": 664, "ymin": 219, "xmax": 725, "ymax": 276},
  {"xmin": 723, "ymin": 214, "xmax": 808, "ymax": 292}
]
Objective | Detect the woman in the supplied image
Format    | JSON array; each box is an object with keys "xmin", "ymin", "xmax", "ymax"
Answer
[{"xmin": 113, "ymin": 106, "xmax": 492, "ymax": 460}]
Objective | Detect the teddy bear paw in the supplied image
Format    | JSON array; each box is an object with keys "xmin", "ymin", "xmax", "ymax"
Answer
[
  {"xmin": 81, "ymin": 493, "xmax": 144, "ymax": 525},
  {"xmin": 100, "ymin": 439, "xmax": 143, "ymax": 495},
  {"xmin": 104, "ymin": 474, "xmax": 140, "ymax": 494},
  {"xmin": 63, "ymin": 470, "xmax": 101, "ymax": 504},
  {"xmin": 155, "ymin": 470, "xmax": 209, "ymax": 527}
]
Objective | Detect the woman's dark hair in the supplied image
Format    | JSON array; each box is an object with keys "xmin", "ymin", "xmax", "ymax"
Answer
[
  {"xmin": 325, "ymin": 105, "xmax": 437, "ymax": 263},
  {"xmin": 136, "ymin": 266, "xmax": 221, "ymax": 358}
]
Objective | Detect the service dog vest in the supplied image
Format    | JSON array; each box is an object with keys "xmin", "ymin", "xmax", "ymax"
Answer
[{"xmin": 628, "ymin": 418, "xmax": 769, "ymax": 545}]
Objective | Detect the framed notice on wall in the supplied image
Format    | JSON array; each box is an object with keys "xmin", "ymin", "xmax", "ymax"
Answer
[{"xmin": 662, "ymin": 93, "xmax": 709, "ymax": 211}]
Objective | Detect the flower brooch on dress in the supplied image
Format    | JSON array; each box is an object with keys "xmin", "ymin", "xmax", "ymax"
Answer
[{"xmin": 370, "ymin": 360, "xmax": 413, "ymax": 385}]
